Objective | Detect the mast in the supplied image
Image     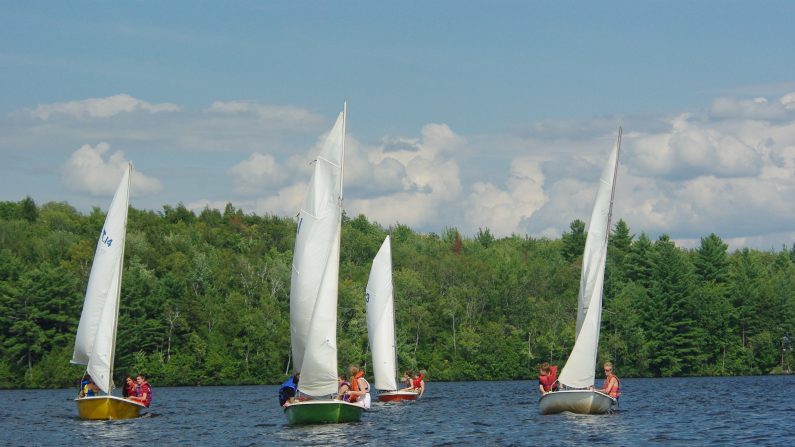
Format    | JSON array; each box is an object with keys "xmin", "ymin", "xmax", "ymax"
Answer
[
  {"xmin": 340, "ymin": 101, "xmax": 347, "ymax": 204},
  {"xmin": 605, "ymin": 128, "xmax": 622, "ymax": 241}
]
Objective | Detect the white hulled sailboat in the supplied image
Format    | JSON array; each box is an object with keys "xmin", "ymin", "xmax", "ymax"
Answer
[{"xmin": 539, "ymin": 129, "xmax": 622, "ymax": 415}]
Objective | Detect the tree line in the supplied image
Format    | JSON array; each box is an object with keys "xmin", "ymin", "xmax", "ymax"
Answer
[{"xmin": 0, "ymin": 197, "xmax": 793, "ymax": 389}]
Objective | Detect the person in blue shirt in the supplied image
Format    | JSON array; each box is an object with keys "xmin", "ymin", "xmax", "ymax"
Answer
[
  {"xmin": 79, "ymin": 374, "xmax": 100, "ymax": 397},
  {"xmin": 278, "ymin": 373, "xmax": 300, "ymax": 407}
]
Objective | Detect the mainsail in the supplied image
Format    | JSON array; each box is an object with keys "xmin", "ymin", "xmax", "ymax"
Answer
[
  {"xmin": 557, "ymin": 129, "xmax": 622, "ymax": 389},
  {"xmin": 290, "ymin": 106, "xmax": 346, "ymax": 397},
  {"xmin": 365, "ymin": 236, "xmax": 398, "ymax": 392},
  {"xmin": 71, "ymin": 163, "xmax": 131, "ymax": 394}
]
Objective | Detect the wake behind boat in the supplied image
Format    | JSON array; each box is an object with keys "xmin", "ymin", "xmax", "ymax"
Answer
[
  {"xmin": 71, "ymin": 163, "xmax": 146, "ymax": 420},
  {"xmin": 282, "ymin": 102, "xmax": 363, "ymax": 424},
  {"xmin": 539, "ymin": 129, "xmax": 622, "ymax": 415}
]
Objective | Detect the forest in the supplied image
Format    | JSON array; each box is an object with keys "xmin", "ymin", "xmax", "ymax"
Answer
[{"xmin": 1, "ymin": 196, "xmax": 794, "ymax": 389}]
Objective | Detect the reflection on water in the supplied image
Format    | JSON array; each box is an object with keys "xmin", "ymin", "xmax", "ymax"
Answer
[{"xmin": 1, "ymin": 376, "xmax": 794, "ymax": 446}]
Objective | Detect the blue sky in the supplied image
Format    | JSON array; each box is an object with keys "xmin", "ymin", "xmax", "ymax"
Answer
[{"xmin": 3, "ymin": 1, "xmax": 795, "ymax": 249}]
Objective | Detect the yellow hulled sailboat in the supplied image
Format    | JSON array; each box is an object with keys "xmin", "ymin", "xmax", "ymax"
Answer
[{"xmin": 71, "ymin": 163, "xmax": 146, "ymax": 420}]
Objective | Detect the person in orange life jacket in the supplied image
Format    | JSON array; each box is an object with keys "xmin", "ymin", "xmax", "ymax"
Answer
[
  {"xmin": 538, "ymin": 362, "xmax": 559, "ymax": 395},
  {"xmin": 343, "ymin": 365, "xmax": 371, "ymax": 409},
  {"xmin": 596, "ymin": 362, "xmax": 620, "ymax": 400},
  {"xmin": 129, "ymin": 374, "xmax": 152, "ymax": 407},
  {"xmin": 336, "ymin": 375, "xmax": 351, "ymax": 402}
]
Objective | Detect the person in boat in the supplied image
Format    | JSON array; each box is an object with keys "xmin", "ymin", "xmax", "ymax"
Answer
[
  {"xmin": 336, "ymin": 374, "xmax": 351, "ymax": 401},
  {"xmin": 278, "ymin": 373, "xmax": 300, "ymax": 407},
  {"xmin": 122, "ymin": 375, "xmax": 135, "ymax": 398},
  {"xmin": 344, "ymin": 365, "xmax": 371, "ymax": 409},
  {"xmin": 128, "ymin": 374, "xmax": 152, "ymax": 407},
  {"xmin": 596, "ymin": 362, "xmax": 620, "ymax": 402},
  {"xmin": 79, "ymin": 374, "xmax": 100, "ymax": 397},
  {"xmin": 400, "ymin": 370, "xmax": 412, "ymax": 389},
  {"xmin": 412, "ymin": 370, "xmax": 426, "ymax": 397},
  {"xmin": 538, "ymin": 362, "xmax": 559, "ymax": 395}
]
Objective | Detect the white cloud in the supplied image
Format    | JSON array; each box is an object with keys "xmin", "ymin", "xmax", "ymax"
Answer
[
  {"xmin": 345, "ymin": 124, "xmax": 465, "ymax": 228},
  {"xmin": 255, "ymin": 182, "xmax": 308, "ymax": 217},
  {"xmin": 466, "ymin": 157, "xmax": 548, "ymax": 236},
  {"xmin": 631, "ymin": 113, "xmax": 762, "ymax": 180},
  {"xmin": 61, "ymin": 142, "xmax": 162, "ymax": 196},
  {"xmin": 30, "ymin": 94, "xmax": 182, "ymax": 120},
  {"xmin": 228, "ymin": 153, "xmax": 287, "ymax": 195}
]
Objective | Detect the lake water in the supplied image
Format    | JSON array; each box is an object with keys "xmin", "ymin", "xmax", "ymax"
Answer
[{"xmin": 1, "ymin": 375, "xmax": 793, "ymax": 446}]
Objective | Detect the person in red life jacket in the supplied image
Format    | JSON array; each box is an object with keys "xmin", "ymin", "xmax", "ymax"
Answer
[
  {"xmin": 597, "ymin": 361, "xmax": 620, "ymax": 401},
  {"xmin": 336, "ymin": 375, "xmax": 351, "ymax": 402},
  {"xmin": 121, "ymin": 375, "xmax": 135, "ymax": 399},
  {"xmin": 411, "ymin": 370, "xmax": 426, "ymax": 397},
  {"xmin": 129, "ymin": 374, "xmax": 153, "ymax": 407},
  {"xmin": 343, "ymin": 365, "xmax": 371, "ymax": 409},
  {"xmin": 538, "ymin": 362, "xmax": 559, "ymax": 394}
]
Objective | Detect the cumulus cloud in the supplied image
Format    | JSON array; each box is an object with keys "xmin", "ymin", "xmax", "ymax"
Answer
[
  {"xmin": 466, "ymin": 157, "xmax": 548, "ymax": 236},
  {"xmin": 61, "ymin": 142, "xmax": 162, "ymax": 196},
  {"xmin": 631, "ymin": 113, "xmax": 763, "ymax": 180},
  {"xmin": 228, "ymin": 153, "xmax": 287, "ymax": 195},
  {"xmin": 245, "ymin": 122, "xmax": 468, "ymax": 229},
  {"xmin": 345, "ymin": 124, "xmax": 465, "ymax": 228},
  {"xmin": 30, "ymin": 94, "xmax": 182, "ymax": 120}
]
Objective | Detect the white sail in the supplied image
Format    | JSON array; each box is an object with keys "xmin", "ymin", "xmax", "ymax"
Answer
[
  {"xmin": 365, "ymin": 236, "xmax": 398, "ymax": 391},
  {"xmin": 558, "ymin": 130, "xmax": 621, "ymax": 389},
  {"xmin": 291, "ymin": 107, "xmax": 345, "ymax": 397},
  {"xmin": 71, "ymin": 163, "xmax": 131, "ymax": 394}
]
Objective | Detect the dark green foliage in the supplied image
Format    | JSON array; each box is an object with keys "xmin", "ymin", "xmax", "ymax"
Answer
[
  {"xmin": 0, "ymin": 199, "xmax": 793, "ymax": 389},
  {"xmin": 561, "ymin": 219, "xmax": 586, "ymax": 262}
]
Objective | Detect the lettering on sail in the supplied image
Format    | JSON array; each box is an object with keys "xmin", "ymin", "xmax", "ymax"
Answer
[{"xmin": 100, "ymin": 228, "xmax": 113, "ymax": 248}]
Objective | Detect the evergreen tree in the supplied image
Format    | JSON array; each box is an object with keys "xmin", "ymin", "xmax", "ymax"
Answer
[
  {"xmin": 644, "ymin": 235, "xmax": 700, "ymax": 376},
  {"xmin": 561, "ymin": 219, "xmax": 586, "ymax": 262},
  {"xmin": 694, "ymin": 234, "xmax": 730, "ymax": 284}
]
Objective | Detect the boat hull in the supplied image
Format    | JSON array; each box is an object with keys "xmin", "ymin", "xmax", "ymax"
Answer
[
  {"xmin": 75, "ymin": 395, "xmax": 146, "ymax": 420},
  {"xmin": 377, "ymin": 391, "xmax": 419, "ymax": 402},
  {"xmin": 284, "ymin": 400, "xmax": 364, "ymax": 425},
  {"xmin": 539, "ymin": 390, "xmax": 616, "ymax": 415}
]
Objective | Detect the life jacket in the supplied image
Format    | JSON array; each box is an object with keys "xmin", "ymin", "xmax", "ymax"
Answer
[
  {"xmin": 412, "ymin": 373, "xmax": 425, "ymax": 389},
  {"xmin": 349, "ymin": 371, "xmax": 369, "ymax": 403},
  {"xmin": 140, "ymin": 382, "xmax": 153, "ymax": 407},
  {"xmin": 81, "ymin": 382, "xmax": 96, "ymax": 397},
  {"xmin": 605, "ymin": 373, "xmax": 620, "ymax": 399},
  {"xmin": 539, "ymin": 365, "xmax": 558, "ymax": 392},
  {"xmin": 278, "ymin": 375, "xmax": 299, "ymax": 406}
]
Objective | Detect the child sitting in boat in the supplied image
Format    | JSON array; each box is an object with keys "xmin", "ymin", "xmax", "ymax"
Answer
[
  {"xmin": 79, "ymin": 374, "xmax": 100, "ymax": 397},
  {"xmin": 343, "ymin": 365, "xmax": 371, "ymax": 409},
  {"xmin": 128, "ymin": 374, "xmax": 152, "ymax": 407},
  {"xmin": 336, "ymin": 375, "xmax": 351, "ymax": 401}
]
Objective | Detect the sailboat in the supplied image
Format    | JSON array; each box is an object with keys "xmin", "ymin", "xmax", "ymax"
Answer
[
  {"xmin": 365, "ymin": 236, "xmax": 419, "ymax": 402},
  {"xmin": 71, "ymin": 162, "xmax": 146, "ymax": 420},
  {"xmin": 539, "ymin": 128, "xmax": 622, "ymax": 415},
  {"xmin": 283, "ymin": 103, "xmax": 365, "ymax": 424}
]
